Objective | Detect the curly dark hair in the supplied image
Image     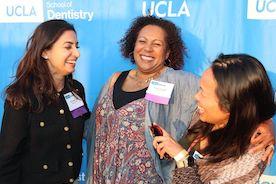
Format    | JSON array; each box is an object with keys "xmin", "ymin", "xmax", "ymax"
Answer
[{"xmin": 119, "ymin": 16, "xmax": 185, "ymax": 70}]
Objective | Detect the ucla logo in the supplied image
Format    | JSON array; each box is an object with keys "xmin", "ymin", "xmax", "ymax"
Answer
[
  {"xmin": 0, "ymin": 0, "xmax": 44, "ymax": 23},
  {"xmin": 6, "ymin": 5, "xmax": 37, "ymax": 17},
  {"xmin": 247, "ymin": 0, "xmax": 276, "ymax": 19},
  {"xmin": 256, "ymin": 0, "xmax": 276, "ymax": 12},
  {"xmin": 45, "ymin": 0, "xmax": 94, "ymax": 21},
  {"xmin": 142, "ymin": 0, "xmax": 190, "ymax": 17}
]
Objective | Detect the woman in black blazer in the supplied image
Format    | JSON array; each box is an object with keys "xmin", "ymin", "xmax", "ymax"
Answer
[{"xmin": 0, "ymin": 19, "xmax": 90, "ymax": 184}]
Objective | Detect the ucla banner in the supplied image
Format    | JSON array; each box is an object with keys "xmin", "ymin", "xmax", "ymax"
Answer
[{"xmin": 0, "ymin": 0, "xmax": 275, "ymax": 183}]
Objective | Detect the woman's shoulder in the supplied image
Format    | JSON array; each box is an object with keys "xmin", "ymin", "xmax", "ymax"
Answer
[
  {"xmin": 108, "ymin": 70, "xmax": 132, "ymax": 90},
  {"xmin": 71, "ymin": 79, "xmax": 86, "ymax": 91},
  {"xmin": 162, "ymin": 68, "xmax": 199, "ymax": 94},
  {"xmin": 109, "ymin": 72, "xmax": 121, "ymax": 88},
  {"xmin": 69, "ymin": 79, "xmax": 86, "ymax": 96},
  {"xmin": 166, "ymin": 68, "xmax": 199, "ymax": 80},
  {"xmin": 72, "ymin": 79, "xmax": 83, "ymax": 87},
  {"xmin": 198, "ymin": 151, "xmax": 265, "ymax": 183},
  {"xmin": 199, "ymin": 151, "xmax": 264, "ymax": 170}
]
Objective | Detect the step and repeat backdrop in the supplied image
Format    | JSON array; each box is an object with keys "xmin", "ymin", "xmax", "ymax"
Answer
[{"xmin": 0, "ymin": 0, "xmax": 275, "ymax": 183}]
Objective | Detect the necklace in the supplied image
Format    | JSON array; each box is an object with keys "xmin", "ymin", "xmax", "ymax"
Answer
[{"xmin": 129, "ymin": 70, "xmax": 161, "ymax": 86}]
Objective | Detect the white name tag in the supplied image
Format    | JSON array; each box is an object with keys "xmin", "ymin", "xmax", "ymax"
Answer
[
  {"xmin": 64, "ymin": 92, "xmax": 84, "ymax": 111},
  {"xmin": 192, "ymin": 150, "xmax": 204, "ymax": 160},
  {"xmin": 63, "ymin": 92, "xmax": 88, "ymax": 118},
  {"xmin": 145, "ymin": 80, "xmax": 174, "ymax": 105}
]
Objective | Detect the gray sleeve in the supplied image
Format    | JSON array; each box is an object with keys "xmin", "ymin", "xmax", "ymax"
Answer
[{"xmin": 145, "ymin": 69, "xmax": 200, "ymax": 184}]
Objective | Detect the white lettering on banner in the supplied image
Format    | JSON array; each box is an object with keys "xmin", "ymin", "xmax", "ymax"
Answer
[
  {"xmin": 6, "ymin": 6, "xmax": 36, "ymax": 17},
  {"xmin": 47, "ymin": 10, "xmax": 94, "ymax": 21},
  {"xmin": 46, "ymin": 0, "xmax": 94, "ymax": 22},
  {"xmin": 0, "ymin": 0, "xmax": 44, "ymax": 23},
  {"xmin": 46, "ymin": 1, "xmax": 72, "ymax": 8},
  {"xmin": 247, "ymin": 0, "xmax": 276, "ymax": 19},
  {"xmin": 142, "ymin": 0, "xmax": 190, "ymax": 17},
  {"xmin": 78, "ymin": 172, "xmax": 85, "ymax": 181}
]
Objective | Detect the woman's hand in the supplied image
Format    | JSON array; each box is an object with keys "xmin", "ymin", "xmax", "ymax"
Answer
[
  {"xmin": 152, "ymin": 125, "xmax": 186, "ymax": 159},
  {"xmin": 250, "ymin": 119, "xmax": 275, "ymax": 165}
]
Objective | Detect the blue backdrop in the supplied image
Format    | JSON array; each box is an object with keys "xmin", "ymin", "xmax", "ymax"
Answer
[{"xmin": 0, "ymin": 0, "xmax": 275, "ymax": 183}]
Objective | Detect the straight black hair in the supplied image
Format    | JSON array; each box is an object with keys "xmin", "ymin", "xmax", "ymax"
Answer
[{"xmin": 188, "ymin": 54, "xmax": 275, "ymax": 162}]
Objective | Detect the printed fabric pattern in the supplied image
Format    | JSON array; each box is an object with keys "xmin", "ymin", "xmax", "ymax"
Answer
[
  {"xmin": 92, "ymin": 89, "xmax": 163, "ymax": 184},
  {"xmin": 172, "ymin": 151, "xmax": 265, "ymax": 184}
]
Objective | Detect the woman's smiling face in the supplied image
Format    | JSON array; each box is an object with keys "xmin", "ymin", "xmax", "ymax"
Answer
[
  {"xmin": 133, "ymin": 25, "xmax": 170, "ymax": 74},
  {"xmin": 43, "ymin": 30, "xmax": 80, "ymax": 77},
  {"xmin": 195, "ymin": 68, "xmax": 230, "ymax": 129}
]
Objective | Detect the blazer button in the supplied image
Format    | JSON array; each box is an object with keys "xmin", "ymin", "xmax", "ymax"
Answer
[
  {"xmin": 39, "ymin": 121, "xmax": 45, "ymax": 127},
  {"xmin": 66, "ymin": 144, "xmax": 72, "ymax": 149},
  {"xmin": 59, "ymin": 109, "xmax": 64, "ymax": 114},
  {"xmin": 69, "ymin": 178, "xmax": 74, "ymax": 183},
  {"xmin": 64, "ymin": 126, "xmax": 69, "ymax": 132},
  {"xmin": 68, "ymin": 161, "xmax": 73, "ymax": 167},
  {"xmin": 43, "ymin": 164, "xmax": 48, "ymax": 170}
]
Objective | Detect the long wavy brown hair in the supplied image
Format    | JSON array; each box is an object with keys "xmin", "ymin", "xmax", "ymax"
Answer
[{"xmin": 5, "ymin": 19, "xmax": 76, "ymax": 112}]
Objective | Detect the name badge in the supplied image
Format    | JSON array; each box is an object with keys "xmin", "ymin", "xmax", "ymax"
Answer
[
  {"xmin": 64, "ymin": 92, "xmax": 88, "ymax": 118},
  {"xmin": 145, "ymin": 80, "xmax": 174, "ymax": 105},
  {"xmin": 192, "ymin": 150, "xmax": 204, "ymax": 160}
]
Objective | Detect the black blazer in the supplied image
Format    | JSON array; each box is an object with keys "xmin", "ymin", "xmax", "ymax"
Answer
[{"xmin": 0, "ymin": 80, "xmax": 90, "ymax": 184}]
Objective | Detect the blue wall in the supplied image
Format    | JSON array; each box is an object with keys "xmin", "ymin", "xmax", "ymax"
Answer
[{"xmin": 0, "ymin": 0, "xmax": 275, "ymax": 182}]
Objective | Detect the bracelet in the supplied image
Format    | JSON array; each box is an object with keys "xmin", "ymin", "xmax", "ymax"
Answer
[
  {"xmin": 174, "ymin": 150, "xmax": 190, "ymax": 168},
  {"xmin": 176, "ymin": 158, "xmax": 189, "ymax": 168},
  {"xmin": 174, "ymin": 149, "xmax": 189, "ymax": 162}
]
